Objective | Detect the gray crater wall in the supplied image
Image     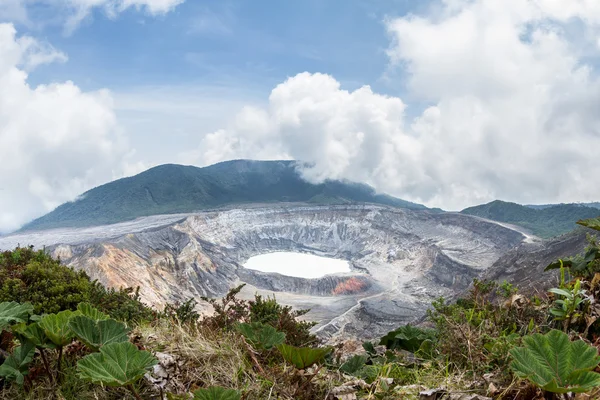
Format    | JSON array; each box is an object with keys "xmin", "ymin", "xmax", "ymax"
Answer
[{"xmin": 0, "ymin": 205, "xmax": 526, "ymax": 340}]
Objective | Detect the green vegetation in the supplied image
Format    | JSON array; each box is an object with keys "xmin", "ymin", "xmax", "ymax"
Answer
[
  {"xmin": 21, "ymin": 160, "xmax": 426, "ymax": 231},
  {"xmin": 6, "ymin": 232, "xmax": 600, "ymax": 398},
  {"xmin": 0, "ymin": 246, "xmax": 156, "ymax": 321},
  {"xmin": 510, "ymin": 330, "xmax": 600, "ymax": 394},
  {"xmin": 192, "ymin": 386, "xmax": 241, "ymax": 400},
  {"xmin": 461, "ymin": 199, "xmax": 600, "ymax": 238}
]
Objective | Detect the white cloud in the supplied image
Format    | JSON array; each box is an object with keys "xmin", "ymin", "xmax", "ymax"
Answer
[
  {"xmin": 0, "ymin": 23, "xmax": 133, "ymax": 233},
  {"xmin": 187, "ymin": 0, "xmax": 600, "ymax": 210},
  {"xmin": 65, "ymin": 0, "xmax": 185, "ymax": 33},
  {"xmin": 3, "ymin": 0, "xmax": 184, "ymax": 34},
  {"xmin": 0, "ymin": 0, "xmax": 28, "ymax": 25}
]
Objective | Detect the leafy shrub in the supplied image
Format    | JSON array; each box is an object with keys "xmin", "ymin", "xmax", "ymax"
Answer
[
  {"xmin": 235, "ymin": 322, "xmax": 285, "ymax": 350},
  {"xmin": 202, "ymin": 285, "xmax": 317, "ymax": 347},
  {"xmin": 0, "ymin": 247, "xmax": 156, "ymax": 324},
  {"xmin": 87, "ymin": 283, "xmax": 156, "ymax": 323},
  {"xmin": 510, "ymin": 329, "xmax": 600, "ymax": 394},
  {"xmin": 0, "ymin": 340, "xmax": 35, "ymax": 385},
  {"xmin": 77, "ymin": 341, "xmax": 157, "ymax": 399},
  {"xmin": 427, "ymin": 279, "xmax": 548, "ymax": 374},
  {"xmin": 549, "ymin": 279, "xmax": 587, "ymax": 330},
  {"xmin": 340, "ymin": 354, "xmax": 368, "ymax": 375},
  {"xmin": 0, "ymin": 247, "xmax": 92, "ymax": 314},
  {"xmin": 379, "ymin": 324, "xmax": 436, "ymax": 353},
  {"xmin": 69, "ymin": 316, "xmax": 130, "ymax": 351},
  {"xmin": 277, "ymin": 343, "xmax": 332, "ymax": 369},
  {"xmin": 162, "ymin": 298, "xmax": 201, "ymax": 324}
]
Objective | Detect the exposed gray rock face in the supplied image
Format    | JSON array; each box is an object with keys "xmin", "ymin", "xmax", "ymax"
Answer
[
  {"xmin": 0, "ymin": 205, "xmax": 526, "ymax": 340},
  {"xmin": 482, "ymin": 228, "xmax": 593, "ymax": 292}
]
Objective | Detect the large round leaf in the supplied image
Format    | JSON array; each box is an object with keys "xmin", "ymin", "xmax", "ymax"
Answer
[
  {"xmin": 0, "ymin": 340, "xmax": 36, "ymax": 385},
  {"xmin": 69, "ymin": 315, "xmax": 130, "ymax": 351},
  {"xmin": 0, "ymin": 302, "xmax": 33, "ymax": 331},
  {"xmin": 277, "ymin": 343, "xmax": 332, "ymax": 369},
  {"xmin": 12, "ymin": 322, "xmax": 56, "ymax": 349},
  {"xmin": 77, "ymin": 342, "xmax": 157, "ymax": 387},
  {"xmin": 510, "ymin": 329, "xmax": 600, "ymax": 393},
  {"xmin": 76, "ymin": 302, "xmax": 110, "ymax": 321},
  {"xmin": 235, "ymin": 322, "xmax": 285, "ymax": 350},
  {"xmin": 38, "ymin": 310, "xmax": 79, "ymax": 347}
]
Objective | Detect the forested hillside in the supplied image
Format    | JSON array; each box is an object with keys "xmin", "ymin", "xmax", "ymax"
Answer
[
  {"xmin": 461, "ymin": 200, "xmax": 600, "ymax": 238},
  {"xmin": 21, "ymin": 160, "xmax": 426, "ymax": 232}
]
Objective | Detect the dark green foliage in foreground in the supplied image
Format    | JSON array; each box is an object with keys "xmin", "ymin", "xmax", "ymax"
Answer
[
  {"xmin": 202, "ymin": 285, "xmax": 318, "ymax": 347},
  {"xmin": 193, "ymin": 387, "xmax": 241, "ymax": 400},
  {"xmin": 21, "ymin": 160, "xmax": 427, "ymax": 231},
  {"xmin": 461, "ymin": 200, "xmax": 600, "ymax": 238},
  {"xmin": 510, "ymin": 329, "xmax": 600, "ymax": 394},
  {"xmin": 0, "ymin": 247, "xmax": 155, "ymax": 323},
  {"xmin": 379, "ymin": 324, "xmax": 436, "ymax": 352}
]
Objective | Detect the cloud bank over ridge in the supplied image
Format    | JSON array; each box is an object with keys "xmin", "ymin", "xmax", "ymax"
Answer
[
  {"xmin": 185, "ymin": 0, "xmax": 600, "ymax": 210},
  {"xmin": 0, "ymin": 23, "xmax": 133, "ymax": 233}
]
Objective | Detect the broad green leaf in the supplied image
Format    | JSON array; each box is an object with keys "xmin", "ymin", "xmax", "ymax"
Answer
[
  {"xmin": 38, "ymin": 310, "xmax": 80, "ymax": 347},
  {"xmin": 548, "ymin": 288, "xmax": 572, "ymax": 298},
  {"xmin": 277, "ymin": 343, "xmax": 332, "ymax": 369},
  {"xmin": 77, "ymin": 342, "xmax": 157, "ymax": 387},
  {"xmin": 235, "ymin": 322, "xmax": 285, "ymax": 350},
  {"xmin": 0, "ymin": 340, "xmax": 36, "ymax": 385},
  {"xmin": 12, "ymin": 322, "xmax": 56, "ymax": 349},
  {"xmin": 578, "ymin": 217, "xmax": 600, "ymax": 232},
  {"xmin": 510, "ymin": 330, "xmax": 600, "ymax": 393},
  {"xmin": 415, "ymin": 339, "xmax": 436, "ymax": 359},
  {"xmin": 379, "ymin": 324, "xmax": 436, "ymax": 352},
  {"xmin": 77, "ymin": 303, "xmax": 110, "ymax": 321},
  {"xmin": 69, "ymin": 316, "xmax": 129, "ymax": 351},
  {"xmin": 193, "ymin": 386, "xmax": 241, "ymax": 400},
  {"xmin": 0, "ymin": 302, "xmax": 33, "ymax": 331},
  {"xmin": 340, "ymin": 354, "xmax": 367, "ymax": 375},
  {"xmin": 362, "ymin": 341, "xmax": 376, "ymax": 355}
]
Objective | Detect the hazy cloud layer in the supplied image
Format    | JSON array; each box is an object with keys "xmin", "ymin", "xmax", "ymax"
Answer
[
  {"xmin": 0, "ymin": 23, "xmax": 131, "ymax": 233},
  {"xmin": 187, "ymin": 0, "xmax": 600, "ymax": 210},
  {"xmin": 2, "ymin": 0, "xmax": 185, "ymax": 33}
]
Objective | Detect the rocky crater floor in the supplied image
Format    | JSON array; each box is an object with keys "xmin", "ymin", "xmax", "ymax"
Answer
[{"xmin": 0, "ymin": 205, "xmax": 528, "ymax": 340}]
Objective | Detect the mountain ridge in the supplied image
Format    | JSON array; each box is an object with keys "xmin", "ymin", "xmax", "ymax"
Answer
[
  {"xmin": 20, "ymin": 160, "xmax": 426, "ymax": 232},
  {"xmin": 461, "ymin": 199, "xmax": 600, "ymax": 238}
]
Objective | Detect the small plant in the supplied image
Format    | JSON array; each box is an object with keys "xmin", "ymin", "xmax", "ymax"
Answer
[
  {"xmin": 0, "ymin": 340, "xmax": 35, "ymax": 385},
  {"xmin": 77, "ymin": 341, "xmax": 157, "ymax": 400},
  {"xmin": 549, "ymin": 279, "xmax": 586, "ymax": 331},
  {"xmin": 193, "ymin": 386, "xmax": 241, "ymax": 400},
  {"xmin": 202, "ymin": 285, "xmax": 317, "ymax": 347},
  {"xmin": 379, "ymin": 324, "xmax": 436, "ymax": 352},
  {"xmin": 11, "ymin": 321, "xmax": 57, "ymax": 380},
  {"xmin": 340, "ymin": 354, "xmax": 368, "ymax": 375},
  {"xmin": 38, "ymin": 309, "xmax": 80, "ymax": 377},
  {"xmin": 162, "ymin": 298, "xmax": 201, "ymax": 324},
  {"xmin": 235, "ymin": 322, "xmax": 285, "ymax": 350},
  {"xmin": 510, "ymin": 329, "xmax": 600, "ymax": 394},
  {"xmin": 0, "ymin": 301, "xmax": 33, "ymax": 331},
  {"xmin": 69, "ymin": 315, "xmax": 130, "ymax": 351},
  {"xmin": 277, "ymin": 343, "xmax": 332, "ymax": 370}
]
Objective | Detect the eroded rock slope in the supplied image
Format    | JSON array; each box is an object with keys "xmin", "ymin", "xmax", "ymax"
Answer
[{"xmin": 0, "ymin": 205, "xmax": 525, "ymax": 340}]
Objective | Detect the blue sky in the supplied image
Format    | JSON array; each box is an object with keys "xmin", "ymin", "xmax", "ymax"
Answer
[
  {"xmin": 8, "ymin": 0, "xmax": 431, "ymax": 167},
  {"xmin": 2, "ymin": 0, "xmax": 600, "ymax": 231},
  {"xmin": 24, "ymin": 1, "xmax": 421, "ymax": 94}
]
